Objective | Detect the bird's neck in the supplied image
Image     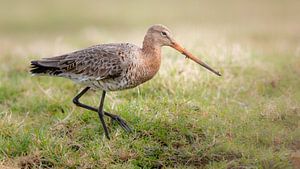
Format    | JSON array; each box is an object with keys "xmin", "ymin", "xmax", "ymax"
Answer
[
  {"xmin": 139, "ymin": 36, "xmax": 162, "ymax": 81},
  {"xmin": 142, "ymin": 35, "xmax": 161, "ymax": 56},
  {"xmin": 141, "ymin": 35, "xmax": 162, "ymax": 65}
]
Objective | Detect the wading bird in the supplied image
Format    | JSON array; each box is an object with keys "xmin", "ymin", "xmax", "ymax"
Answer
[{"xmin": 30, "ymin": 24, "xmax": 221, "ymax": 139}]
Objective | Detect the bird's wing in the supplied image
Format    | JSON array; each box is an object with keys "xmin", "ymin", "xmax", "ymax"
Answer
[
  {"xmin": 42, "ymin": 45, "xmax": 124, "ymax": 80},
  {"xmin": 62, "ymin": 45, "xmax": 123, "ymax": 80}
]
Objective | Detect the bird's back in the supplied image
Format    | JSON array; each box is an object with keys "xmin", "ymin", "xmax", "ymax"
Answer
[{"xmin": 31, "ymin": 43, "xmax": 142, "ymax": 90}]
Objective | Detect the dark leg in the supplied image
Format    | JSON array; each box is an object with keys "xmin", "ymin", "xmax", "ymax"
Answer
[
  {"xmin": 103, "ymin": 111, "xmax": 132, "ymax": 132},
  {"xmin": 73, "ymin": 87, "xmax": 132, "ymax": 133},
  {"xmin": 98, "ymin": 91, "xmax": 110, "ymax": 139}
]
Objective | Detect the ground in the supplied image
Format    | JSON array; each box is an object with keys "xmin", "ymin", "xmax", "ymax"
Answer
[{"xmin": 0, "ymin": 0, "xmax": 300, "ymax": 168}]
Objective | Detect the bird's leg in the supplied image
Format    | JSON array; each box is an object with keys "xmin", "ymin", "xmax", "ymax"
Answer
[
  {"xmin": 103, "ymin": 111, "xmax": 132, "ymax": 132},
  {"xmin": 98, "ymin": 91, "xmax": 110, "ymax": 139},
  {"xmin": 72, "ymin": 87, "xmax": 132, "ymax": 133},
  {"xmin": 73, "ymin": 87, "xmax": 109, "ymax": 139},
  {"xmin": 73, "ymin": 87, "xmax": 92, "ymax": 110}
]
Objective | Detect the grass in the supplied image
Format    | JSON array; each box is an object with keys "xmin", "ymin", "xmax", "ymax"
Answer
[{"xmin": 0, "ymin": 0, "xmax": 300, "ymax": 168}]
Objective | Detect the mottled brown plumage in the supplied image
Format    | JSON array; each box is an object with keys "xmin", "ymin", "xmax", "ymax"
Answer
[
  {"xmin": 30, "ymin": 24, "xmax": 221, "ymax": 139},
  {"xmin": 31, "ymin": 24, "xmax": 220, "ymax": 91}
]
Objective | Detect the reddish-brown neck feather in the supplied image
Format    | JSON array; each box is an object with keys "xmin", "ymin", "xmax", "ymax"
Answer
[{"xmin": 139, "ymin": 34, "xmax": 162, "ymax": 82}]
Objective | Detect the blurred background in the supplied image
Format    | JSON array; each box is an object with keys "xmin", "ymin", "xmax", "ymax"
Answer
[
  {"xmin": 0, "ymin": 0, "xmax": 299, "ymax": 49},
  {"xmin": 1, "ymin": 0, "xmax": 299, "ymax": 73},
  {"xmin": 0, "ymin": 0, "xmax": 300, "ymax": 168}
]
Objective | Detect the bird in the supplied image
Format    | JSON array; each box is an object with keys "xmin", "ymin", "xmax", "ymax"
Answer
[{"xmin": 30, "ymin": 24, "xmax": 221, "ymax": 139}]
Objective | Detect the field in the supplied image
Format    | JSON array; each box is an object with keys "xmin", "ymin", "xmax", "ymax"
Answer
[{"xmin": 0, "ymin": 0, "xmax": 300, "ymax": 168}]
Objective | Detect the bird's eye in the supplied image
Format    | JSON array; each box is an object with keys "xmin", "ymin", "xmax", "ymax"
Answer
[{"xmin": 161, "ymin": 31, "xmax": 167, "ymax": 36}]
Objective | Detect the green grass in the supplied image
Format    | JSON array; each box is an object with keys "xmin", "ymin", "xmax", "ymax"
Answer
[{"xmin": 0, "ymin": 0, "xmax": 300, "ymax": 168}]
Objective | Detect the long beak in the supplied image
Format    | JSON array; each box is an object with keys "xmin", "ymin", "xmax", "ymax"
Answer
[{"xmin": 171, "ymin": 41, "xmax": 221, "ymax": 76}]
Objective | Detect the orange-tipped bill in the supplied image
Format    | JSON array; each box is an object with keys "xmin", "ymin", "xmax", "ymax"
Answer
[{"xmin": 171, "ymin": 42, "xmax": 221, "ymax": 76}]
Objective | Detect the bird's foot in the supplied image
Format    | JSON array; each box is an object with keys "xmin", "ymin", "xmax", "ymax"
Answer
[{"xmin": 104, "ymin": 112, "xmax": 132, "ymax": 133}]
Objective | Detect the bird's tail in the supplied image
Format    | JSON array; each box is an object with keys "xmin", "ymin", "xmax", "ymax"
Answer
[{"xmin": 30, "ymin": 55, "xmax": 67, "ymax": 76}]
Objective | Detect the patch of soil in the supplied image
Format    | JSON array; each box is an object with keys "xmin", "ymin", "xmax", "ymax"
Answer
[
  {"xmin": 166, "ymin": 150, "xmax": 242, "ymax": 167},
  {"xmin": 0, "ymin": 165, "xmax": 19, "ymax": 169},
  {"xmin": 114, "ymin": 149, "xmax": 138, "ymax": 162},
  {"xmin": 18, "ymin": 152, "xmax": 54, "ymax": 169},
  {"xmin": 290, "ymin": 140, "xmax": 300, "ymax": 169},
  {"xmin": 291, "ymin": 151, "xmax": 300, "ymax": 169}
]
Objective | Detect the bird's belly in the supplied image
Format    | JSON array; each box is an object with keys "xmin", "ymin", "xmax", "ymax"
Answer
[
  {"xmin": 85, "ymin": 78, "xmax": 138, "ymax": 92},
  {"xmin": 80, "ymin": 65, "xmax": 160, "ymax": 91},
  {"xmin": 86, "ymin": 74, "xmax": 155, "ymax": 91}
]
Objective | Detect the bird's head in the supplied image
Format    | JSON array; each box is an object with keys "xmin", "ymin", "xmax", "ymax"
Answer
[
  {"xmin": 145, "ymin": 24, "xmax": 221, "ymax": 76},
  {"xmin": 145, "ymin": 24, "xmax": 174, "ymax": 47}
]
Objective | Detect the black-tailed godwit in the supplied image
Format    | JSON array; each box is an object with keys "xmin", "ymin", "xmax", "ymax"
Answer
[{"xmin": 30, "ymin": 24, "xmax": 221, "ymax": 139}]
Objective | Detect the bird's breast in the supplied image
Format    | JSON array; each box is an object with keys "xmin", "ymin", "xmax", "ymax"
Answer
[
  {"xmin": 89, "ymin": 50, "xmax": 162, "ymax": 91},
  {"xmin": 130, "ymin": 53, "xmax": 161, "ymax": 86}
]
